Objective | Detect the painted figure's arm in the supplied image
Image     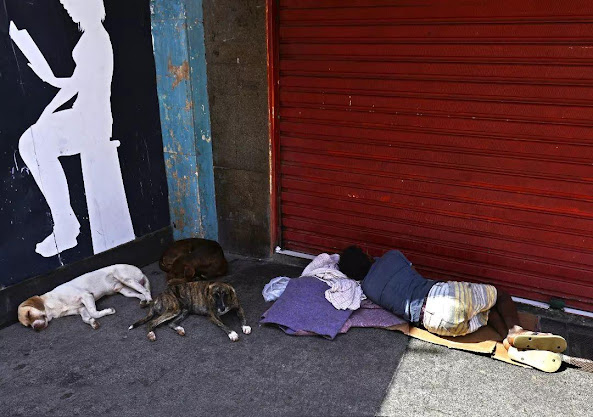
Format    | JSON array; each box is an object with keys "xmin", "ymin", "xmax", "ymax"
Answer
[
  {"xmin": 37, "ymin": 84, "xmax": 78, "ymax": 122},
  {"xmin": 8, "ymin": 22, "xmax": 69, "ymax": 89},
  {"xmin": 36, "ymin": 59, "xmax": 84, "ymax": 121},
  {"xmin": 27, "ymin": 63, "xmax": 71, "ymax": 89}
]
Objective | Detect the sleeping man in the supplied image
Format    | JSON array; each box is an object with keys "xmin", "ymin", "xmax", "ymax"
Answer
[{"xmin": 338, "ymin": 246, "xmax": 567, "ymax": 372}]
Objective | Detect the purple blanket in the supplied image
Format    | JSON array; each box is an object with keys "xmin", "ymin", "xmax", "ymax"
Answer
[
  {"xmin": 277, "ymin": 300, "xmax": 407, "ymax": 337},
  {"xmin": 341, "ymin": 299, "xmax": 406, "ymax": 332},
  {"xmin": 260, "ymin": 276, "xmax": 353, "ymax": 340}
]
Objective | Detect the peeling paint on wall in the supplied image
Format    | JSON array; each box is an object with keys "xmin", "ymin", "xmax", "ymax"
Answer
[
  {"xmin": 151, "ymin": 0, "xmax": 217, "ymax": 241},
  {"xmin": 167, "ymin": 58, "xmax": 189, "ymax": 89}
]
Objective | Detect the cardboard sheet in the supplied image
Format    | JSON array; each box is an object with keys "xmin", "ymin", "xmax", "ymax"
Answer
[{"xmin": 387, "ymin": 312, "xmax": 539, "ymax": 368}]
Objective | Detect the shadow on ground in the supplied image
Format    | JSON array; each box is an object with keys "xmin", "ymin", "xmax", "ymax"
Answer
[{"xmin": 0, "ymin": 258, "xmax": 409, "ymax": 416}]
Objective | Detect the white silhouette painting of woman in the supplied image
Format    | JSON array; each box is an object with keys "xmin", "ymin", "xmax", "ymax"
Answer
[{"xmin": 11, "ymin": 0, "xmax": 135, "ymax": 257}]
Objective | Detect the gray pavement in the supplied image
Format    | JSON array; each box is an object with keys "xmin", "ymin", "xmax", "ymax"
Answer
[
  {"xmin": 380, "ymin": 338, "xmax": 593, "ymax": 417},
  {"xmin": 1, "ymin": 257, "xmax": 592, "ymax": 417}
]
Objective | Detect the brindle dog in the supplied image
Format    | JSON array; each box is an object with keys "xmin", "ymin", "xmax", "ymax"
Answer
[
  {"xmin": 159, "ymin": 238, "xmax": 228, "ymax": 286},
  {"xmin": 128, "ymin": 281, "xmax": 250, "ymax": 342}
]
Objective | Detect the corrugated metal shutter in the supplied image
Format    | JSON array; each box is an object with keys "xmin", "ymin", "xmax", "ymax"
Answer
[{"xmin": 274, "ymin": 0, "xmax": 593, "ymax": 310}]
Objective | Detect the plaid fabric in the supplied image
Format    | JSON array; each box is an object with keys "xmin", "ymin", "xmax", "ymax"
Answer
[
  {"xmin": 302, "ymin": 253, "xmax": 365, "ymax": 311},
  {"xmin": 314, "ymin": 269, "xmax": 365, "ymax": 310},
  {"xmin": 422, "ymin": 281, "xmax": 498, "ymax": 337}
]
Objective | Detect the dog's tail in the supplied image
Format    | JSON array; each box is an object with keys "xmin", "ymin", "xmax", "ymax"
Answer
[{"xmin": 128, "ymin": 308, "xmax": 155, "ymax": 330}]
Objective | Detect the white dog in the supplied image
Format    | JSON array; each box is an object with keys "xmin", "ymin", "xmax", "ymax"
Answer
[{"xmin": 18, "ymin": 264, "xmax": 152, "ymax": 330}]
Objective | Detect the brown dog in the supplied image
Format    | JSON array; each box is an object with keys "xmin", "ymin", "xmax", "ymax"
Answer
[
  {"xmin": 128, "ymin": 281, "xmax": 250, "ymax": 342},
  {"xmin": 159, "ymin": 238, "xmax": 228, "ymax": 285}
]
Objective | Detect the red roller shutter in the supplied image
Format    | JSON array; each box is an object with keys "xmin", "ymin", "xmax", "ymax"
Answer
[{"xmin": 271, "ymin": 0, "xmax": 593, "ymax": 310}]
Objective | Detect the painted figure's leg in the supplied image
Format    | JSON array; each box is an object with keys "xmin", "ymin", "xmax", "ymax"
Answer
[{"xmin": 19, "ymin": 126, "xmax": 80, "ymax": 257}]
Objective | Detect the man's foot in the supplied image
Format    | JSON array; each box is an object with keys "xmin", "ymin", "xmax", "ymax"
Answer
[{"xmin": 504, "ymin": 326, "xmax": 567, "ymax": 353}]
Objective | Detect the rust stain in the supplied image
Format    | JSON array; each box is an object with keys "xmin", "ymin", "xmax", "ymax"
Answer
[
  {"xmin": 173, "ymin": 206, "xmax": 186, "ymax": 230},
  {"xmin": 184, "ymin": 98, "xmax": 193, "ymax": 111},
  {"xmin": 167, "ymin": 58, "xmax": 190, "ymax": 89},
  {"xmin": 170, "ymin": 167, "xmax": 191, "ymax": 231}
]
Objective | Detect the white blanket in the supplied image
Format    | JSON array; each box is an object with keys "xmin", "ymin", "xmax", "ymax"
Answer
[{"xmin": 302, "ymin": 253, "xmax": 365, "ymax": 310}]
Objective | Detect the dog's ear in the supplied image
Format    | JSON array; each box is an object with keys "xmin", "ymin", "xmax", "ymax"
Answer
[
  {"xmin": 18, "ymin": 297, "xmax": 44, "ymax": 326},
  {"xmin": 19, "ymin": 308, "xmax": 32, "ymax": 326},
  {"xmin": 183, "ymin": 265, "xmax": 195, "ymax": 279},
  {"xmin": 227, "ymin": 286, "xmax": 238, "ymax": 305},
  {"xmin": 206, "ymin": 282, "xmax": 218, "ymax": 295},
  {"xmin": 206, "ymin": 282, "xmax": 224, "ymax": 306},
  {"xmin": 205, "ymin": 283, "xmax": 218, "ymax": 304}
]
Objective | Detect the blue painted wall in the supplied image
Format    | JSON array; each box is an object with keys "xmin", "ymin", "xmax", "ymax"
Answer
[{"xmin": 151, "ymin": 0, "xmax": 218, "ymax": 241}]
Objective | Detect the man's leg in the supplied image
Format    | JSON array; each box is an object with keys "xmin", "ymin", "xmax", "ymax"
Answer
[
  {"xmin": 490, "ymin": 289, "xmax": 521, "ymax": 339},
  {"xmin": 486, "ymin": 308, "xmax": 509, "ymax": 340},
  {"xmin": 491, "ymin": 288, "xmax": 566, "ymax": 352},
  {"xmin": 487, "ymin": 289, "xmax": 530, "ymax": 340}
]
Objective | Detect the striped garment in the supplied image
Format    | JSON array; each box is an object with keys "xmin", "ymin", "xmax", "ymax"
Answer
[
  {"xmin": 302, "ymin": 253, "xmax": 366, "ymax": 310},
  {"xmin": 422, "ymin": 281, "xmax": 498, "ymax": 337}
]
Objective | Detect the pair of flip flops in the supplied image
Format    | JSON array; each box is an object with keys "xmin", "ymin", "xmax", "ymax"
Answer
[{"xmin": 504, "ymin": 333, "xmax": 567, "ymax": 373}]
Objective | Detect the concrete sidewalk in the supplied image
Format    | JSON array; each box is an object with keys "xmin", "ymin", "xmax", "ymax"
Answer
[
  {"xmin": 380, "ymin": 337, "xmax": 593, "ymax": 416},
  {"xmin": 1, "ymin": 256, "xmax": 592, "ymax": 417}
]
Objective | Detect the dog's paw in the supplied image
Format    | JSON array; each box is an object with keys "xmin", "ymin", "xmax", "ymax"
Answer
[
  {"xmin": 174, "ymin": 326, "xmax": 185, "ymax": 336},
  {"xmin": 147, "ymin": 331, "xmax": 156, "ymax": 341},
  {"xmin": 90, "ymin": 320, "xmax": 100, "ymax": 330},
  {"xmin": 228, "ymin": 331, "xmax": 239, "ymax": 342},
  {"xmin": 107, "ymin": 308, "xmax": 116, "ymax": 315},
  {"xmin": 242, "ymin": 325, "xmax": 252, "ymax": 335}
]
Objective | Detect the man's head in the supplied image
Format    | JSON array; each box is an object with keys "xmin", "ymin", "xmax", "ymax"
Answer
[{"xmin": 338, "ymin": 245, "xmax": 373, "ymax": 280}]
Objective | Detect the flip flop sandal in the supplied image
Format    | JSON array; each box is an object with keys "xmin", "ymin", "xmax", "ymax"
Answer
[
  {"xmin": 508, "ymin": 333, "xmax": 567, "ymax": 353},
  {"xmin": 507, "ymin": 347, "xmax": 562, "ymax": 373}
]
